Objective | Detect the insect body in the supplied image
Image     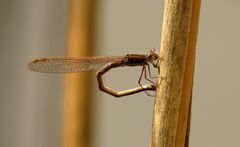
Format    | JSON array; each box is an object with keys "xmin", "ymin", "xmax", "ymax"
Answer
[{"xmin": 29, "ymin": 49, "xmax": 159, "ymax": 97}]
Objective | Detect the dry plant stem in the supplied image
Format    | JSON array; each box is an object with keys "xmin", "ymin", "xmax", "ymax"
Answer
[
  {"xmin": 176, "ymin": 1, "xmax": 201, "ymax": 146},
  {"xmin": 150, "ymin": 0, "xmax": 198, "ymax": 147},
  {"xmin": 63, "ymin": 0, "xmax": 95, "ymax": 147}
]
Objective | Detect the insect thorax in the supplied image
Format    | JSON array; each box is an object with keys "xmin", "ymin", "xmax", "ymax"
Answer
[{"xmin": 122, "ymin": 54, "xmax": 148, "ymax": 66}]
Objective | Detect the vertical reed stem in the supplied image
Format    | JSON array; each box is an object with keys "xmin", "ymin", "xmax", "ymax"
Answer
[
  {"xmin": 150, "ymin": 0, "xmax": 201, "ymax": 147},
  {"xmin": 62, "ymin": 0, "xmax": 95, "ymax": 147},
  {"xmin": 176, "ymin": 1, "xmax": 201, "ymax": 146}
]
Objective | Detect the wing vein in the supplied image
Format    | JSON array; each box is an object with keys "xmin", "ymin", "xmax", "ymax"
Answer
[{"xmin": 29, "ymin": 56, "xmax": 124, "ymax": 73}]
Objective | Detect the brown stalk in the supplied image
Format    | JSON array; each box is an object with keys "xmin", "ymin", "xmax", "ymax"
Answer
[
  {"xmin": 62, "ymin": 0, "xmax": 96, "ymax": 147},
  {"xmin": 150, "ymin": 0, "xmax": 201, "ymax": 147}
]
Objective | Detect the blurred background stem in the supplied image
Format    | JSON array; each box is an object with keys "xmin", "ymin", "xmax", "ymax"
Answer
[{"xmin": 62, "ymin": 0, "xmax": 96, "ymax": 147}]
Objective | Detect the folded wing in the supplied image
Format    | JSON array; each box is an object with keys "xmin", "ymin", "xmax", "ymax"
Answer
[{"xmin": 29, "ymin": 56, "xmax": 123, "ymax": 73}]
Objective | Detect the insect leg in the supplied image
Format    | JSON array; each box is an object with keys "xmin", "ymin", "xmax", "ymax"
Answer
[
  {"xmin": 147, "ymin": 62, "xmax": 161, "ymax": 79},
  {"xmin": 137, "ymin": 65, "xmax": 155, "ymax": 97},
  {"xmin": 138, "ymin": 65, "xmax": 145, "ymax": 86},
  {"xmin": 145, "ymin": 63, "xmax": 156, "ymax": 84}
]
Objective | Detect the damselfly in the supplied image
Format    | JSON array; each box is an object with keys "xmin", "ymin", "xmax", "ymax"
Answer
[{"xmin": 29, "ymin": 49, "xmax": 160, "ymax": 97}]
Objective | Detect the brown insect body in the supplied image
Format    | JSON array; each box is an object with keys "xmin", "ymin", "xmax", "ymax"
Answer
[
  {"xmin": 29, "ymin": 49, "xmax": 159, "ymax": 97},
  {"xmin": 121, "ymin": 54, "xmax": 148, "ymax": 66}
]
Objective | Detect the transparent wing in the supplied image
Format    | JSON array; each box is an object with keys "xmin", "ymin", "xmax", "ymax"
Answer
[{"xmin": 29, "ymin": 56, "xmax": 123, "ymax": 73}]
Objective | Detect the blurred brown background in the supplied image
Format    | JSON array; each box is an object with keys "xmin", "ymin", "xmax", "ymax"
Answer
[{"xmin": 0, "ymin": 0, "xmax": 240, "ymax": 147}]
